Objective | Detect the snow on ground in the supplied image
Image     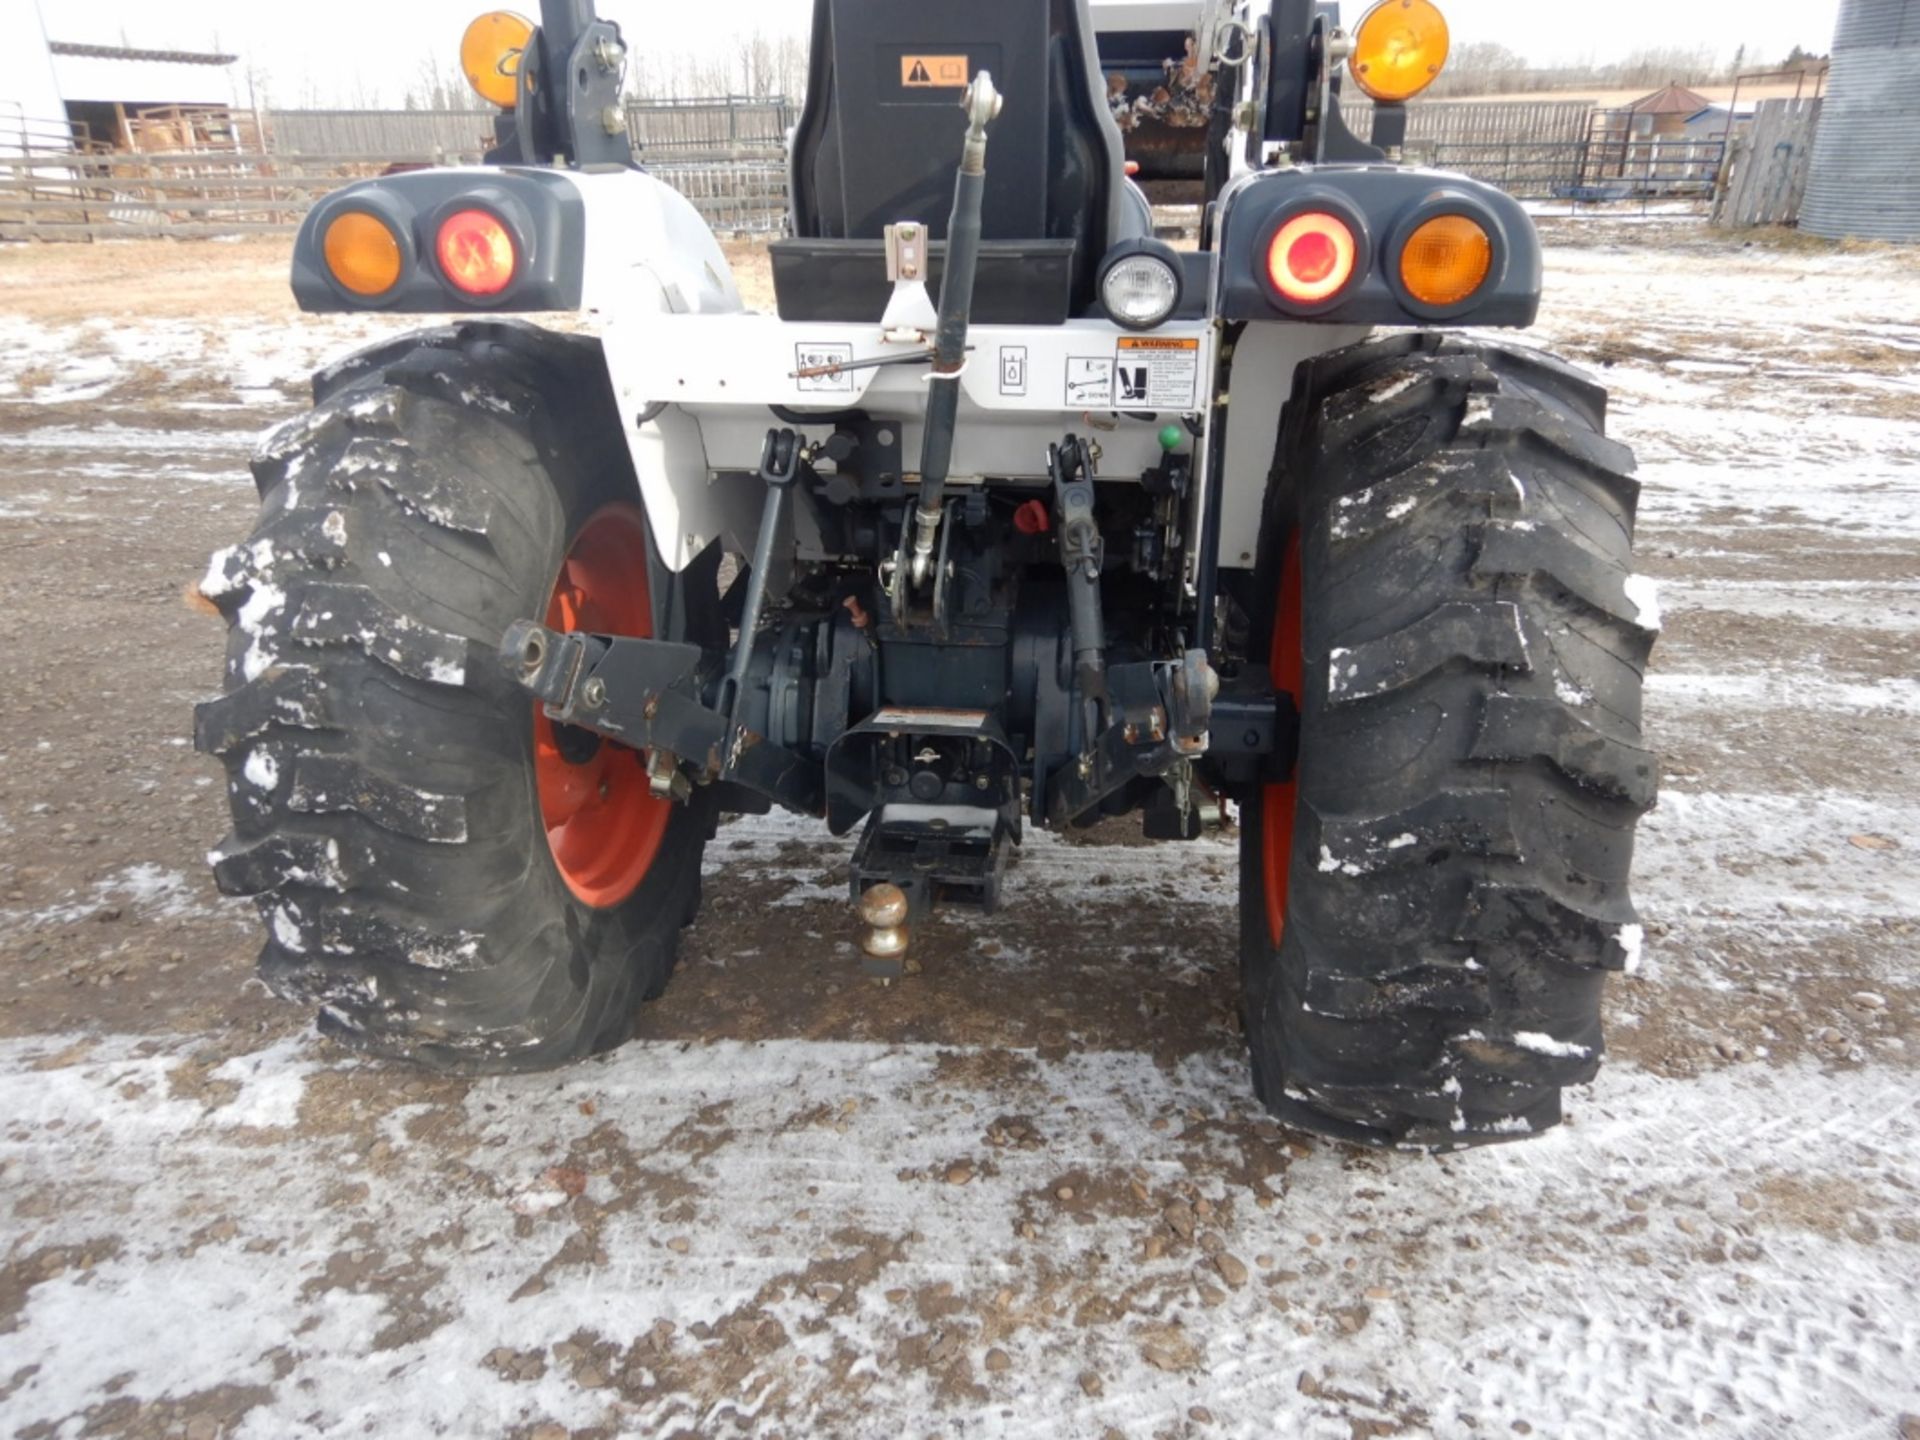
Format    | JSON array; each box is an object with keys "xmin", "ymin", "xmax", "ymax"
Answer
[
  {"xmin": 0, "ymin": 313, "xmax": 408, "ymax": 408},
  {"xmin": 3, "ymin": 235, "xmax": 1920, "ymax": 1438},
  {"xmin": 1637, "ymin": 791, "xmax": 1919, "ymax": 922},
  {"xmin": 2, "ymin": 1026, "xmax": 1916, "ymax": 1440},
  {"xmin": 1649, "ymin": 670, "xmax": 1920, "ymax": 716},
  {"xmin": 1656, "ymin": 580, "xmax": 1920, "ymax": 634}
]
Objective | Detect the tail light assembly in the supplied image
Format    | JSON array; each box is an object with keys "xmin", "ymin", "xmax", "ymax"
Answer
[
  {"xmin": 1243, "ymin": 181, "xmax": 1525, "ymax": 327},
  {"xmin": 297, "ymin": 175, "xmax": 572, "ymax": 314},
  {"xmin": 316, "ymin": 197, "xmax": 527, "ymax": 307}
]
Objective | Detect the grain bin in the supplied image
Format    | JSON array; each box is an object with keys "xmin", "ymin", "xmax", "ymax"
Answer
[{"xmin": 1801, "ymin": 0, "xmax": 1920, "ymax": 241}]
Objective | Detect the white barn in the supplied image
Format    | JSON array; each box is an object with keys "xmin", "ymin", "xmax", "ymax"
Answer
[{"xmin": 0, "ymin": 0, "xmax": 241, "ymax": 154}]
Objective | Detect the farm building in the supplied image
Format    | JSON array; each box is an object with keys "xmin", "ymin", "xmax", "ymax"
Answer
[
  {"xmin": 0, "ymin": 0, "xmax": 250, "ymax": 154},
  {"xmin": 1680, "ymin": 105, "xmax": 1750, "ymax": 142},
  {"xmin": 1621, "ymin": 83, "xmax": 1714, "ymax": 139}
]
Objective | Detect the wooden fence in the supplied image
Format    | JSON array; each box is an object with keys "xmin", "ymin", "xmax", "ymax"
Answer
[
  {"xmin": 266, "ymin": 109, "xmax": 496, "ymax": 163},
  {"xmin": 260, "ymin": 99, "xmax": 793, "ymax": 164},
  {"xmin": 1711, "ymin": 98, "xmax": 1823, "ymax": 228},
  {"xmin": 0, "ymin": 149, "xmax": 397, "ymax": 239},
  {"xmin": 0, "ymin": 145, "xmax": 788, "ymax": 241},
  {"xmin": 1342, "ymin": 98, "xmax": 1594, "ymax": 147}
]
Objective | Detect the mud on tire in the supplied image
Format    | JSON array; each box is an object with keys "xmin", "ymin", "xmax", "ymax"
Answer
[
  {"xmin": 194, "ymin": 322, "xmax": 714, "ymax": 1073},
  {"xmin": 1239, "ymin": 331, "xmax": 1659, "ymax": 1148}
]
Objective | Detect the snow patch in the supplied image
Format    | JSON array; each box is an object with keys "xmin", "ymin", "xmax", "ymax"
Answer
[
  {"xmin": 270, "ymin": 905, "xmax": 305, "ymax": 953},
  {"xmin": 235, "ymin": 580, "xmax": 287, "ymax": 681},
  {"xmin": 2, "ymin": 1030, "xmax": 1918, "ymax": 1438},
  {"xmin": 1648, "ymin": 671, "xmax": 1920, "ymax": 716},
  {"xmin": 242, "ymin": 748, "xmax": 279, "ymax": 791},
  {"xmin": 1369, "ymin": 371, "xmax": 1421, "ymax": 405},
  {"xmin": 1316, "ymin": 845, "xmax": 1363, "ymax": 878},
  {"xmin": 1624, "ymin": 573, "xmax": 1663, "ymax": 630},
  {"xmin": 199, "ymin": 545, "xmax": 242, "ymax": 600},
  {"xmin": 1512, "ymin": 1030, "xmax": 1593, "ymax": 1059},
  {"xmin": 206, "ymin": 1037, "xmax": 319, "ymax": 1129},
  {"xmin": 1616, "ymin": 922, "xmax": 1646, "ymax": 975}
]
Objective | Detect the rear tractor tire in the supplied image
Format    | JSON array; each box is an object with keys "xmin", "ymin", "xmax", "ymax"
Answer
[
  {"xmin": 194, "ymin": 323, "xmax": 714, "ymax": 1073},
  {"xmin": 1239, "ymin": 332, "xmax": 1659, "ymax": 1149}
]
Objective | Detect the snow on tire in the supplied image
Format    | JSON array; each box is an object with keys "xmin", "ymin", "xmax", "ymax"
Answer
[
  {"xmin": 1240, "ymin": 331, "xmax": 1659, "ymax": 1148},
  {"xmin": 194, "ymin": 322, "xmax": 713, "ymax": 1073}
]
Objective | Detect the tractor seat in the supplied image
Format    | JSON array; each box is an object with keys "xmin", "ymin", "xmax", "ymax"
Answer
[{"xmin": 774, "ymin": 0, "xmax": 1151, "ymax": 323}]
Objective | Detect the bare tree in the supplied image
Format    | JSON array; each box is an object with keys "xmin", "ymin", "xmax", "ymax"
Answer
[
  {"xmin": 405, "ymin": 53, "xmax": 468, "ymax": 112},
  {"xmin": 624, "ymin": 27, "xmax": 806, "ymax": 103},
  {"xmin": 1431, "ymin": 41, "xmax": 1532, "ymax": 97}
]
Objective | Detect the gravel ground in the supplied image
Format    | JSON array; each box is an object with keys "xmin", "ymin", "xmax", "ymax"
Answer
[{"xmin": 1, "ymin": 229, "xmax": 1918, "ymax": 1440}]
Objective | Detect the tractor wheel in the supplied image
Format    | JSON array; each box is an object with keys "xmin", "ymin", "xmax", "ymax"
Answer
[
  {"xmin": 1239, "ymin": 332, "xmax": 1659, "ymax": 1148},
  {"xmin": 194, "ymin": 324, "xmax": 715, "ymax": 1073}
]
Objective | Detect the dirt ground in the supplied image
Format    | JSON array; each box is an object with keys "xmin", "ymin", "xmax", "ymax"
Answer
[{"xmin": 1, "ymin": 228, "xmax": 1918, "ymax": 1439}]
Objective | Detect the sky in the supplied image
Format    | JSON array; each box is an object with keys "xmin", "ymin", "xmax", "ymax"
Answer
[{"xmin": 36, "ymin": 0, "xmax": 1845, "ymax": 109}]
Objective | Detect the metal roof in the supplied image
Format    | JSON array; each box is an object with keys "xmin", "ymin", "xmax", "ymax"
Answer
[
  {"xmin": 47, "ymin": 41, "xmax": 237, "ymax": 67},
  {"xmin": 1625, "ymin": 84, "xmax": 1713, "ymax": 116}
]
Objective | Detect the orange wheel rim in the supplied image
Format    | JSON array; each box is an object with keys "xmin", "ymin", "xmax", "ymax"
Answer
[
  {"xmin": 534, "ymin": 503, "xmax": 670, "ymax": 908},
  {"xmin": 1263, "ymin": 531, "xmax": 1303, "ymax": 947}
]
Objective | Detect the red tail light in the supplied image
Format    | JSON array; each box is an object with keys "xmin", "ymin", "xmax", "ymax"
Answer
[
  {"xmin": 436, "ymin": 208, "xmax": 517, "ymax": 296},
  {"xmin": 1266, "ymin": 212, "xmax": 1359, "ymax": 305}
]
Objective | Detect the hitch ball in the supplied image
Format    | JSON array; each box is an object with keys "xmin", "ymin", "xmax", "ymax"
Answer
[{"xmin": 857, "ymin": 883, "xmax": 911, "ymax": 963}]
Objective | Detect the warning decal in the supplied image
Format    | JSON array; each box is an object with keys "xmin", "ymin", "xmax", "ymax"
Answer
[
  {"xmin": 1065, "ymin": 356, "xmax": 1114, "ymax": 407},
  {"xmin": 794, "ymin": 342, "xmax": 854, "ymax": 394},
  {"xmin": 1115, "ymin": 336, "xmax": 1199, "ymax": 409},
  {"xmin": 901, "ymin": 55, "xmax": 970, "ymax": 87}
]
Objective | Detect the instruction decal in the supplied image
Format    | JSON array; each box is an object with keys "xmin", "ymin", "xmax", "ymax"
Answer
[
  {"xmin": 1066, "ymin": 356, "xmax": 1114, "ymax": 407},
  {"xmin": 794, "ymin": 342, "xmax": 854, "ymax": 394},
  {"xmin": 901, "ymin": 55, "xmax": 970, "ymax": 88},
  {"xmin": 998, "ymin": 346, "xmax": 1028, "ymax": 396},
  {"xmin": 1115, "ymin": 336, "xmax": 1199, "ymax": 409}
]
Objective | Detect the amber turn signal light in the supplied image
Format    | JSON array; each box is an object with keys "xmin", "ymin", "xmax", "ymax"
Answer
[
  {"xmin": 461, "ymin": 12, "xmax": 534, "ymax": 109},
  {"xmin": 1266, "ymin": 212, "xmax": 1359, "ymax": 306},
  {"xmin": 437, "ymin": 208, "xmax": 518, "ymax": 296},
  {"xmin": 322, "ymin": 210, "xmax": 403, "ymax": 297},
  {"xmin": 1349, "ymin": 0, "xmax": 1451, "ymax": 104},
  {"xmin": 1399, "ymin": 214, "xmax": 1493, "ymax": 308}
]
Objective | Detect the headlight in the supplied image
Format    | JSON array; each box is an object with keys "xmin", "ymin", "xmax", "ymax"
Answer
[{"xmin": 1099, "ymin": 243, "xmax": 1183, "ymax": 330}]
